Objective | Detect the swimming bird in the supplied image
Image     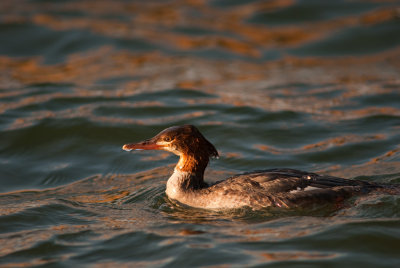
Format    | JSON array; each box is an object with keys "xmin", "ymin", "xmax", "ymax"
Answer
[{"xmin": 122, "ymin": 125, "xmax": 396, "ymax": 210}]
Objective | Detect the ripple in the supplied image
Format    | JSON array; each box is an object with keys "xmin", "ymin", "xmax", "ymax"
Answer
[
  {"xmin": 1, "ymin": 0, "xmax": 400, "ymax": 267},
  {"xmin": 292, "ymin": 19, "xmax": 400, "ymax": 56},
  {"xmin": 0, "ymin": 203, "xmax": 96, "ymax": 235},
  {"xmin": 248, "ymin": 1, "xmax": 385, "ymax": 25}
]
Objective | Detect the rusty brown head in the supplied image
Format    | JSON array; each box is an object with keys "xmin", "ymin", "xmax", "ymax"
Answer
[{"xmin": 122, "ymin": 125, "xmax": 219, "ymax": 160}]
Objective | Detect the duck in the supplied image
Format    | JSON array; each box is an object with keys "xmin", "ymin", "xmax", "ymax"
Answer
[{"xmin": 122, "ymin": 125, "xmax": 395, "ymax": 210}]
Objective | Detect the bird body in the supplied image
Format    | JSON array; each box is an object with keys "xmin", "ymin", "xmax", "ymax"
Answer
[{"xmin": 123, "ymin": 125, "xmax": 394, "ymax": 210}]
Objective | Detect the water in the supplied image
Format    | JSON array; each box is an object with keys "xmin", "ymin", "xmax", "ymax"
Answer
[{"xmin": 1, "ymin": 0, "xmax": 400, "ymax": 267}]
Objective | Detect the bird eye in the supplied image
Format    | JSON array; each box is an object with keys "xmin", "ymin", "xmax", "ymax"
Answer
[{"xmin": 164, "ymin": 137, "xmax": 172, "ymax": 142}]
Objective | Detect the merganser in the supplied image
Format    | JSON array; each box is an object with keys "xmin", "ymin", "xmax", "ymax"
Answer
[{"xmin": 122, "ymin": 125, "xmax": 395, "ymax": 210}]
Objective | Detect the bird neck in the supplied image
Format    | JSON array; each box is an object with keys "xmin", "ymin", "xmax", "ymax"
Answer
[
  {"xmin": 176, "ymin": 153, "xmax": 209, "ymax": 177},
  {"xmin": 166, "ymin": 154, "xmax": 209, "ymax": 198}
]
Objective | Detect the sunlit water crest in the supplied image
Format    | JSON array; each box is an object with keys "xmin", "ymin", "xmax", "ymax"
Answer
[{"xmin": 1, "ymin": 0, "xmax": 400, "ymax": 267}]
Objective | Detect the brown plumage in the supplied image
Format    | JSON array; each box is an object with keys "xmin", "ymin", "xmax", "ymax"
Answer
[{"xmin": 123, "ymin": 125, "xmax": 398, "ymax": 210}]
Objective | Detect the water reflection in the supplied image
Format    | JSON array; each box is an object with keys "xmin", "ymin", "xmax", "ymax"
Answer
[{"xmin": 1, "ymin": 0, "xmax": 400, "ymax": 267}]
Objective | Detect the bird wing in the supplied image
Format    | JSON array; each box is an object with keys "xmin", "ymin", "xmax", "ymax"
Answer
[
  {"xmin": 226, "ymin": 168, "xmax": 377, "ymax": 193},
  {"xmin": 208, "ymin": 169, "xmax": 380, "ymax": 208}
]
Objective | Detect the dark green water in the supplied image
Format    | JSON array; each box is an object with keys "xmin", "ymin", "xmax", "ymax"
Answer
[{"xmin": 1, "ymin": 0, "xmax": 400, "ymax": 267}]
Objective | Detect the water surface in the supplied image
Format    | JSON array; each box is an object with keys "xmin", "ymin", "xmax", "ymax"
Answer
[{"xmin": 1, "ymin": 0, "xmax": 400, "ymax": 267}]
